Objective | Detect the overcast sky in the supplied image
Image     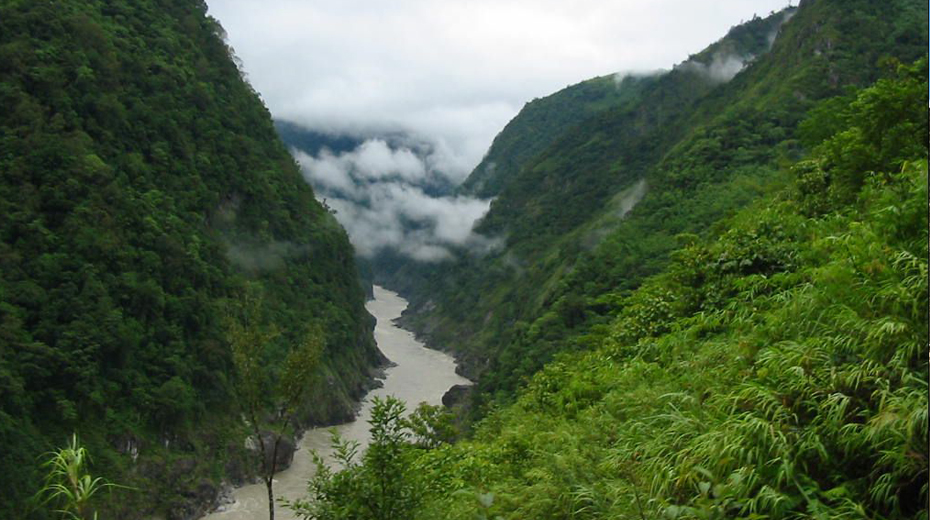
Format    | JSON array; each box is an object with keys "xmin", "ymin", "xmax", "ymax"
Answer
[
  {"xmin": 206, "ymin": 1, "xmax": 794, "ymax": 261},
  {"xmin": 206, "ymin": 0, "xmax": 792, "ymax": 180}
]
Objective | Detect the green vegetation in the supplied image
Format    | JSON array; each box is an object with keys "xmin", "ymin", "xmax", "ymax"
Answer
[
  {"xmin": 0, "ymin": 0, "xmax": 925, "ymax": 517},
  {"xmin": 35, "ymin": 434, "xmax": 117, "ymax": 520},
  {"xmin": 226, "ymin": 288, "xmax": 325, "ymax": 520},
  {"xmin": 460, "ymin": 9, "xmax": 793, "ymax": 200},
  {"xmin": 296, "ymin": 58, "xmax": 929, "ymax": 519},
  {"xmin": 460, "ymin": 73, "xmax": 659, "ymax": 199},
  {"xmin": 389, "ymin": 0, "xmax": 928, "ymax": 419},
  {"xmin": 290, "ymin": 397, "xmax": 423, "ymax": 520},
  {"xmin": 0, "ymin": 0, "xmax": 379, "ymax": 516}
]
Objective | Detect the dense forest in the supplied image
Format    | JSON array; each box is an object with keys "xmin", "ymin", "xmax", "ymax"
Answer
[
  {"xmin": 293, "ymin": 55, "xmax": 929, "ymax": 520},
  {"xmin": 325, "ymin": 0, "xmax": 928, "ymax": 517},
  {"xmin": 384, "ymin": 0, "xmax": 928, "ymax": 417},
  {"xmin": 0, "ymin": 0, "xmax": 926, "ymax": 518},
  {"xmin": 0, "ymin": 0, "xmax": 381, "ymax": 517}
]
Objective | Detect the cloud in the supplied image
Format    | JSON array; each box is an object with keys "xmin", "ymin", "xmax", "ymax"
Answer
[
  {"xmin": 207, "ymin": 0, "xmax": 793, "ymax": 180},
  {"xmin": 352, "ymin": 140, "xmax": 426, "ymax": 181},
  {"xmin": 676, "ymin": 51, "xmax": 753, "ymax": 83},
  {"xmin": 226, "ymin": 240, "xmax": 308, "ymax": 272},
  {"xmin": 294, "ymin": 149, "xmax": 357, "ymax": 196},
  {"xmin": 297, "ymin": 139, "xmax": 428, "ymax": 186},
  {"xmin": 324, "ymin": 185, "xmax": 497, "ymax": 262},
  {"xmin": 207, "ymin": 0, "xmax": 792, "ymax": 262},
  {"xmin": 295, "ymin": 141, "xmax": 499, "ymax": 261},
  {"xmin": 616, "ymin": 179, "xmax": 648, "ymax": 219},
  {"xmin": 612, "ymin": 69, "xmax": 669, "ymax": 87},
  {"xmin": 675, "ymin": 7, "xmax": 796, "ymax": 84},
  {"xmin": 768, "ymin": 9, "xmax": 797, "ymax": 47}
]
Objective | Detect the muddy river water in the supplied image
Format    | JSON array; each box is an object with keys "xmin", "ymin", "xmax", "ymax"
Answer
[{"xmin": 201, "ymin": 286, "xmax": 469, "ymax": 520}]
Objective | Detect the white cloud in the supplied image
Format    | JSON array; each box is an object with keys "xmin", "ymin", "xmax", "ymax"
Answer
[
  {"xmin": 353, "ymin": 140, "xmax": 426, "ymax": 181},
  {"xmin": 207, "ymin": 0, "xmax": 792, "ymax": 178},
  {"xmin": 677, "ymin": 52, "xmax": 752, "ymax": 83},
  {"xmin": 295, "ymin": 142, "xmax": 498, "ymax": 261},
  {"xmin": 207, "ymin": 0, "xmax": 793, "ymax": 261},
  {"xmin": 675, "ymin": 8, "xmax": 796, "ymax": 84},
  {"xmin": 294, "ymin": 149, "xmax": 357, "ymax": 196}
]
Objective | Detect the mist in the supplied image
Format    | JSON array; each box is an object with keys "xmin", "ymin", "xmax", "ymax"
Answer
[
  {"xmin": 205, "ymin": 0, "xmax": 793, "ymax": 262},
  {"xmin": 677, "ymin": 51, "xmax": 753, "ymax": 83},
  {"xmin": 675, "ymin": 8, "xmax": 796, "ymax": 84},
  {"xmin": 207, "ymin": 0, "xmax": 792, "ymax": 186},
  {"xmin": 295, "ymin": 142, "xmax": 499, "ymax": 262},
  {"xmin": 226, "ymin": 240, "xmax": 308, "ymax": 272}
]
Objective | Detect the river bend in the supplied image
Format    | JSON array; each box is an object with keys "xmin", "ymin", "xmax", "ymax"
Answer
[{"xmin": 201, "ymin": 286, "xmax": 469, "ymax": 520}]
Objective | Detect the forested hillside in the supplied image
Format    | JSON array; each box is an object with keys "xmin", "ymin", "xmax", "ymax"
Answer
[
  {"xmin": 460, "ymin": 9, "xmax": 794, "ymax": 200},
  {"xmin": 0, "ymin": 0, "xmax": 380, "ymax": 516},
  {"xmin": 459, "ymin": 72, "xmax": 658, "ymax": 199},
  {"xmin": 295, "ymin": 55, "xmax": 929, "ymax": 520},
  {"xmin": 390, "ymin": 0, "xmax": 928, "ymax": 415}
]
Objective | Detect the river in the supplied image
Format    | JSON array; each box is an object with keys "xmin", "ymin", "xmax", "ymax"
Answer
[{"xmin": 201, "ymin": 286, "xmax": 469, "ymax": 520}]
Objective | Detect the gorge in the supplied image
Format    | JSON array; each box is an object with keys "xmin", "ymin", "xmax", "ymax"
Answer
[
  {"xmin": 0, "ymin": 0, "xmax": 926, "ymax": 518},
  {"xmin": 201, "ymin": 287, "xmax": 469, "ymax": 520}
]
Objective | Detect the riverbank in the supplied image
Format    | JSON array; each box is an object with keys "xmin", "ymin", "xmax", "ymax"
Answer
[{"xmin": 200, "ymin": 286, "xmax": 470, "ymax": 520}]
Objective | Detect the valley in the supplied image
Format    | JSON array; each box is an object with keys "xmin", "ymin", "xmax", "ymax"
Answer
[
  {"xmin": 202, "ymin": 287, "xmax": 468, "ymax": 520},
  {"xmin": 0, "ymin": 0, "xmax": 926, "ymax": 518}
]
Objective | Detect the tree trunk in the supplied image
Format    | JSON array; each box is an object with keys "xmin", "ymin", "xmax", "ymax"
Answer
[
  {"xmin": 266, "ymin": 476, "xmax": 275, "ymax": 520},
  {"xmin": 266, "ymin": 434, "xmax": 282, "ymax": 520}
]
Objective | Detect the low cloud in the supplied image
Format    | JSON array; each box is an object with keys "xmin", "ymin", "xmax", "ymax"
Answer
[
  {"xmin": 226, "ymin": 240, "xmax": 308, "ymax": 272},
  {"xmin": 612, "ymin": 69, "xmax": 667, "ymax": 86},
  {"xmin": 295, "ymin": 141, "xmax": 499, "ymax": 261},
  {"xmin": 207, "ymin": 0, "xmax": 791, "ymax": 184},
  {"xmin": 767, "ymin": 9, "xmax": 797, "ymax": 47},
  {"xmin": 675, "ymin": 8, "xmax": 796, "ymax": 84},
  {"xmin": 294, "ymin": 140, "xmax": 428, "ymax": 197},
  {"xmin": 616, "ymin": 178, "xmax": 648, "ymax": 218},
  {"xmin": 676, "ymin": 51, "xmax": 752, "ymax": 83}
]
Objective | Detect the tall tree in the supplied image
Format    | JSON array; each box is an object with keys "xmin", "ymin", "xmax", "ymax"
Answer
[{"xmin": 226, "ymin": 287, "xmax": 323, "ymax": 520}]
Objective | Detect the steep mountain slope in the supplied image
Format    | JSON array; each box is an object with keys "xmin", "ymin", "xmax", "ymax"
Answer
[
  {"xmin": 0, "ymin": 0, "xmax": 380, "ymax": 516},
  {"xmin": 298, "ymin": 55, "xmax": 929, "ymax": 520},
  {"xmin": 460, "ymin": 73, "xmax": 659, "ymax": 199},
  {"xmin": 461, "ymin": 9, "xmax": 793, "ymax": 200},
  {"xmin": 393, "ymin": 0, "xmax": 928, "ymax": 411}
]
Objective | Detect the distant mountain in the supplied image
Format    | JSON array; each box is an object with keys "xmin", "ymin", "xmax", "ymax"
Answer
[
  {"xmin": 460, "ymin": 73, "xmax": 660, "ymax": 198},
  {"xmin": 275, "ymin": 120, "xmax": 364, "ymax": 156},
  {"xmin": 460, "ymin": 9, "xmax": 795, "ymax": 200}
]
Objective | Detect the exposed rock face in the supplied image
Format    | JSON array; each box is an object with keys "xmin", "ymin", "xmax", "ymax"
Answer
[
  {"xmin": 111, "ymin": 433, "xmax": 142, "ymax": 462},
  {"xmin": 442, "ymin": 384, "xmax": 472, "ymax": 408},
  {"xmin": 223, "ymin": 441, "xmax": 253, "ymax": 486},
  {"xmin": 260, "ymin": 431, "xmax": 296, "ymax": 472},
  {"xmin": 168, "ymin": 479, "xmax": 219, "ymax": 520}
]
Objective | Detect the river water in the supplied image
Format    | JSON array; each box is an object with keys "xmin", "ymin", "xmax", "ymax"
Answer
[{"xmin": 201, "ymin": 286, "xmax": 469, "ymax": 520}]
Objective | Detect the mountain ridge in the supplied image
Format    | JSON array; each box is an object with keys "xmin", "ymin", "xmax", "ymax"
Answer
[{"xmin": 385, "ymin": 0, "xmax": 928, "ymax": 410}]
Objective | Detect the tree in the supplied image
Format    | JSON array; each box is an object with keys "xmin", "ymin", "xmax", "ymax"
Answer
[
  {"xmin": 226, "ymin": 287, "xmax": 324, "ymax": 520},
  {"xmin": 289, "ymin": 396, "xmax": 421, "ymax": 520}
]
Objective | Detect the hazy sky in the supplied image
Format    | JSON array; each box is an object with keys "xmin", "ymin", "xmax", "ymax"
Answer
[
  {"xmin": 206, "ymin": 1, "xmax": 794, "ymax": 261},
  {"xmin": 206, "ymin": 0, "xmax": 792, "ymax": 180}
]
